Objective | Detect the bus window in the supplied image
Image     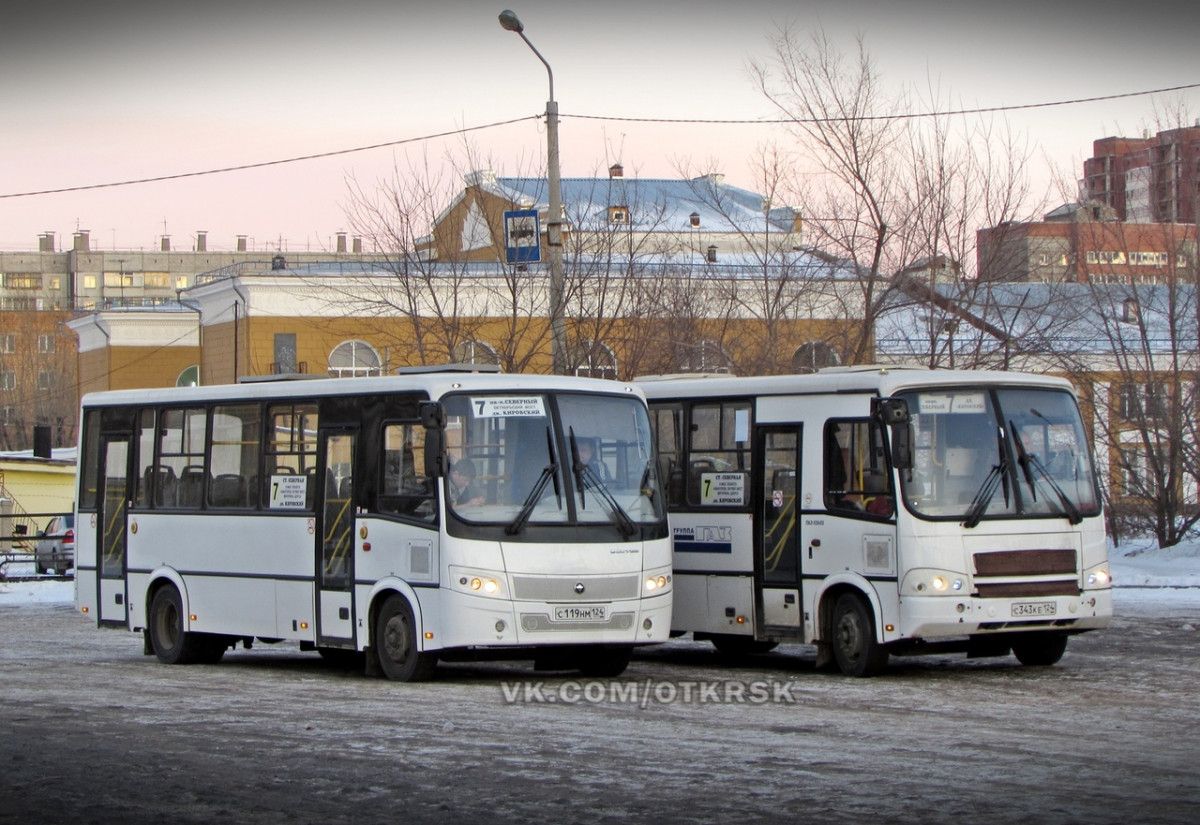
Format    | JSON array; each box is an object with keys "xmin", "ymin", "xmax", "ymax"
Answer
[
  {"xmin": 687, "ymin": 401, "xmax": 750, "ymax": 508},
  {"xmin": 135, "ymin": 409, "xmax": 156, "ymax": 508},
  {"xmin": 265, "ymin": 403, "xmax": 318, "ymax": 509},
  {"xmin": 209, "ymin": 405, "xmax": 261, "ymax": 509},
  {"xmin": 379, "ymin": 423, "xmax": 434, "ymax": 522},
  {"xmin": 824, "ymin": 419, "xmax": 893, "ymax": 518},
  {"xmin": 650, "ymin": 405, "xmax": 684, "ymax": 508},
  {"xmin": 159, "ymin": 407, "xmax": 207, "ymax": 509},
  {"xmin": 78, "ymin": 410, "xmax": 101, "ymax": 511}
]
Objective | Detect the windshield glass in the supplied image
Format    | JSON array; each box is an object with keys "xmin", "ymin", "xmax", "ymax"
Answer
[
  {"xmin": 558, "ymin": 393, "xmax": 664, "ymax": 525},
  {"xmin": 443, "ymin": 393, "xmax": 567, "ymax": 525},
  {"xmin": 898, "ymin": 386, "xmax": 1099, "ymax": 521}
]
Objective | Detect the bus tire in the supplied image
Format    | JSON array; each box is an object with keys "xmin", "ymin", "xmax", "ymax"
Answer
[
  {"xmin": 578, "ymin": 645, "xmax": 633, "ymax": 678},
  {"xmin": 1011, "ymin": 632, "xmax": 1068, "ymax": 666},
  {"xmin": 710, "ymin": 635, "xmax": 779, "ymax": 657},
  {"xmin": 830, "ymin": 593, "xmax": 889, "ymax": 677},
  {"xmin": 148, "ymin": 585, "xmax": 209, "ymax": 665},
  {"xmin": 374, "ymin": 594, "xmax": 437, "ymax": 682}
]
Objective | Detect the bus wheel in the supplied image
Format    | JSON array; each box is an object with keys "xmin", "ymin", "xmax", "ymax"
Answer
[
  {"xmin": 711, "ymin": 635, "xmax": 779, "ymax": 657},
  {"xmin": 830, "ymin": 593, "xmax": 889, "ymax": 677},
  {"xmin": 374, "ymin": 595, "xmax": 437, "ymax": 682},
  {"xmin": 578, "ymin": 646, "xmax": 633, "ymax": 678},
  {"xmin": 1011, "ymin": 632, "xmax": 1068, "ymax": 666},
  {"xmin": 148, "ymin": 585, "xmax": 209, "ymax": 665}
]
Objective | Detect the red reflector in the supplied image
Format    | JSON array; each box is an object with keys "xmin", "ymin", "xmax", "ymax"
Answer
[{"xmin": 64, "ymin": 530, "xmax": 75, "ymax": 545}]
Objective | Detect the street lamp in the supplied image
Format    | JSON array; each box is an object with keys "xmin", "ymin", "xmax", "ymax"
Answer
[{"xmin": 499, "ymin": 9, "xmax": 567, "ymax": 375}]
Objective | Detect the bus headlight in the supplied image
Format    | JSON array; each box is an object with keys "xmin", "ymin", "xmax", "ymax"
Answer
[
  {"xmin": 902, "ymin": 568, "xmax": 967, "ymax": 596},
  {"xmin": 450, "ymin": 566, "xmax": 507, "ymax": 598},
  {"xmin": 1084, "ymin": 562, "xmax": 1112, "ymax": 589},
  {"xmin": 643, "ymin": 567, "xmax": 673, "ymax": 595}
]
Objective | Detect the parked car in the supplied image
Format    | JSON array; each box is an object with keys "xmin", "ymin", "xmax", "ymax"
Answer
[{"xmin": 35, "ymin": 514, "xmax": 74, "ymax": 575}]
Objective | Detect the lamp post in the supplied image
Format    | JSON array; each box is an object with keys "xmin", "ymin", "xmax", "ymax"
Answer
[{"xmin": 499, "ymin": 9, "xmax": 567, "ymax": 375}]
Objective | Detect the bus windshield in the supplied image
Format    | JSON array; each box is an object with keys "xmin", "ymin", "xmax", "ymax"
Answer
[
  {"xmin": 443, "ymin": 392, "xmax": 664, "ymax": 529},
  {"xmin": 898, "ymin": 386, "xmax": 1100, "ymax": 522}
]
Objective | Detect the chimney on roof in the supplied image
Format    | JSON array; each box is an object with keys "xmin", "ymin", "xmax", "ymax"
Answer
[
  {"xmin": 609, "ymin": 163, "xmax": 624, "ymax": 179},
  {"xmin": 352, "ymin": 236, "xmax": 363, "ymax": 254},
  {"xmin": 33, "ymin": 425, "xmax": 52, "ymax": 459},
  {"xmin": 336, "ymin": 232, "xmax": 347, "ymax": 254},
  {"xmin": 38, "ymin": 232, "xmax": 55, "ymax": 252},
  {"xmin": 195, "ymin": 231, "xmax": 207, "ymax": 252},
  {"xmin": 160, "ymin": 235, "xmax": 171, "ymax": 252},
  {"xmin": 236, "ymin": 235, "xmax": 248, "ymax": 252},
  {"xmin": 73, "ymin": 231, "xmax": 90, "ymax": 253}
]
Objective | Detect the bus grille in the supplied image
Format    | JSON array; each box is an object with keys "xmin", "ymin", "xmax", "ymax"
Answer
[
  {"xmin": 511, "ymin": 574, "xmax": 640, "ymax": 602},
  {"xmin": 973, "ymin": 549, "xmax": 1080, "ymax": 598}
]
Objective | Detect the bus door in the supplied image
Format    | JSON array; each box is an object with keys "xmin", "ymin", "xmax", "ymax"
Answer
[
  {"xmin": 756, "ymin": 426, "xmax": 803, "ymax": 634},
  {"xmin": 97, "ymin": 434, "xmax": 132, "ymax": 626},
  {"xmin": 315, "ymin": 428, "xmax": 357, "ymax": 647}
]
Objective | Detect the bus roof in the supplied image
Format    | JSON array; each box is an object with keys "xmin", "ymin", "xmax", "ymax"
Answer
[
  {"xmin": 636, "ymin": 367, "xmax": 1076, "ymax": 400},
  {"xmin": 80, "ymin": 372, "xmax": 646, "ymax": 408}
]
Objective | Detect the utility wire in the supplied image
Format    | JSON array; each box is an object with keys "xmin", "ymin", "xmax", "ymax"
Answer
[
  {"xmin": 564, "ymin": 82, "xmax": 1200, "ymax": 124},
  {"xmin": 0, "ymin": 81, "xmax": 1196, "ymax": 200},
  {"xmin": 0, "ymin": 115, "xmax": 541, "ymax": 200}
]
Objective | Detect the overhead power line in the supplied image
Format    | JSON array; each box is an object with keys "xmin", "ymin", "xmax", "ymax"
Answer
[
  {"xmin": 0, "ymin": 115, "xmax": 541, "ymax": 200},
  {"xmin": 563, "ymin": 82, "xmax": 1200, "ymax": 124},
  {"xmin": 0, "ymin": 81, "xmax": 1196, "ymax": 200}
]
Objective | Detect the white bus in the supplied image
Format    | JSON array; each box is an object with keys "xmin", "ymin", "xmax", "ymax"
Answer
[
  {"xmin": 640, "ymin": 367, "xmax": 1111, "ymax": 676},
  {"xmin": 75, "ymin": 368, "xmax": 670, "ymax": 681}
]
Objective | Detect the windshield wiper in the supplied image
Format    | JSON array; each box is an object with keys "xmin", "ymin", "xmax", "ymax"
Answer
[
  {"xmin": 570, "ymin": 427, "xmax": 637, "ymax": 539},
  {"xmin": 505, "ymin": 427, "xmax": 562, "ymax": 536},
  {"xmin": 1009, "ymin": 420, "xmax": 1082, "ymax": 525},
  {"xmin": 963, "ymin": 428, "xmax": 1010, "ymax": 529}
]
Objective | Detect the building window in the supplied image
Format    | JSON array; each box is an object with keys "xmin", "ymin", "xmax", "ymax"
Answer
[
  {"xmin": 0, "ymin": 333, "xmax": 13, "ymax": 354},
  {"xmin": 273, "ymin": 334, "xmax": 298, "ymax": 374},
  {"xmin": 452, "ymin": 340, "xmax": 500, "ymax": 367},
  {"xmin": 176, "ymin": 365, "xmax": 200, "ymax": 387},
  {"xmin": 681, "ymin": 339, "xmax": 731, "ymax": 373},
  {"xmin": 37, "ymin": 334, "xmax": 55, "ymax": 353},
  {"xmin": 175, "ymin": 275, "xmax": 190, "ymax": 289},
  {"xmin": 4, "ymin": 273, "xmax": 42, "ymax": 290},
  {"xmin": 0, "ymin": 406, "xmax": 15, "ymax": 424},
  {"xmin": 1119, "ymin": 383, "xmax": 1166, "ymax": 421},
  {"xmin": 571, "ymin": 340, "xmax": 617, "ymax": 380},
  {"xmin": 82, "ymin": 275, "xmax": 97, "ymax": 290},
  {"xmin": 608, "ymin": 205, "xmax": 629, "ymax": 224},
  {"xmin": 37, "ymin": 371, "xmax": 54, "ymax": 390},
  {"xmin": 144, "ymin": 272, "xmax": 171, "ymax": 288},
  {"xmin": 791, "ymin": 341, "xmax": 841, "ymax": 373},
  {"xmin": 0, "ymin": 371, "xmax": 14, "ymax": 391},
  {"xmin": 103, "ymin": 272, "xmax": 136, "ymax": 288},
  {"xmin": 328, "ymin": 340, "xmax": 382, "ymax": 378}
]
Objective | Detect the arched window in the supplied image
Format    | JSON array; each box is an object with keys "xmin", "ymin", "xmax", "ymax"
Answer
[
  {"xmin": 328, "ymin": 340, "xmax": 382, "ymax": 378},
  {"xmin": 572, "ymin": 340, "xmax": 617, "ymax": 380},
  {"xmin": 176, "ymin": 365, "xmax": 200, "ymax": 387},
  {"xmin": 791, "ymin": 341, "xmax": 840, "ymax": 374},
  {"xmin": 681, "ymin": 340, "xmax": 731, "ymax": 374},
  {"xmin": 452, "ymin": 340, "xmax": 500, "ymax": 367}
]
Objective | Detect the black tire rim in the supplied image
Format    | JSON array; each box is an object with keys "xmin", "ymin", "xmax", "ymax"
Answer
[
  {"xmin": 382, "ymin": 612, "xmax": 412, "ymax": 666},
  {"xmin": 836, "ymin": 610, "xmax": 863, "ymax": 663}
]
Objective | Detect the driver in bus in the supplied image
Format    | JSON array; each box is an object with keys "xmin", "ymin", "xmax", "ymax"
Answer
[
  {"xmin": 576, "ymin": 438, "xmax": 612, "ymax": 483},
  {"xmin": 449, "ymin": 458, "xmax": 485, "ymax": 506}
]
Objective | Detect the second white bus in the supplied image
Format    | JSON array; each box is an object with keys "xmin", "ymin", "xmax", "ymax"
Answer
[{"xmin": 640, "ymin": 367, "xmax": 1111, "ymax": 676}]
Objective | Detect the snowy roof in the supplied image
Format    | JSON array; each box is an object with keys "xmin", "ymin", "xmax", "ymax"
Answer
[
  {"xmin": 876, "ymin": 281, "xmax": 1199, "ymax": 357},
  {"xmin": 492, "ymin": 174, "xmax": 800, "ymax": 234}
]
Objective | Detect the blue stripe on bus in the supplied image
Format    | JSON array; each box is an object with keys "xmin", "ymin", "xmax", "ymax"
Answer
[{"xmin": 673, "ymin": 540, "xmax": 733, "ymax": 554}]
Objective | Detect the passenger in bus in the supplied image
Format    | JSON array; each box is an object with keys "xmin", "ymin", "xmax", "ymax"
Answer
[
  {"xmin": 863, "ymin": 472, "xmax": 894, "ymax": 517},
  {"xmin": 449, "ymin": 459, "xmax": 485, "ymax": 506},
  {"xmin": 576, "ymin": 438, "xmax": 612, "ymax": 483}
]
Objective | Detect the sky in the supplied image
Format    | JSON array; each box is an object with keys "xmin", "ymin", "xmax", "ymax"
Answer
[{"xmin": 0, "ymin": 0, "xmax": 1196, "ymax": 253}]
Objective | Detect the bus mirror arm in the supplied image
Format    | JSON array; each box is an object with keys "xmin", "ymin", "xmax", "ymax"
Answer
[
  {"xmin": 889, "ymin": 423, "xmax": 914, "ymax": 471},
  {"xmin": 424, "ymin": 428, "xmax": 446, "ymax": 478},
  {"xmin": 419, "ymin": 401, "xmax": 445, "ymax": 429}
]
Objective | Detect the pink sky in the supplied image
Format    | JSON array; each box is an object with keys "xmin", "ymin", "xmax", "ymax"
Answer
[{"xmin": 1, "ymin": 0, "xmax": 1196, "ymax": 252}]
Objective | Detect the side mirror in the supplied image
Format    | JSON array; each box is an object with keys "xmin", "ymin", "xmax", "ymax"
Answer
[
  {"xmin": 419, "ymin": 401, "xmax": 445, "ymax": 429},
  {"xmin": 889, "ymin": 422, "xmax": 914, "ymax": 471},
  {"xmin": 872, "ymin": 396, "xmax": 910, "ymax": 425}
]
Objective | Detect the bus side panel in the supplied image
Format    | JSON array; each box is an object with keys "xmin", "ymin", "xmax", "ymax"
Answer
[
  {"xmin": 130, "ymin": 513, "xmax": 311, "ymax": 638},
  {"xmin": 355, "ymin": 517, "xmax": 440, "ymax": 588},
  {"xmin": 75, "ymin": 511, "xmax": 98, "ymax": 620},
  {"xmin": 669, "ymin": 512, "xmax": 753, "ymax": 573}
]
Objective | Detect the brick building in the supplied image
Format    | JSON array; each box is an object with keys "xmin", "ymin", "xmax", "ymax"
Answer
[{"xmin": 1083, "ymin": 126, "xmax": 1200, "ymax": 223}]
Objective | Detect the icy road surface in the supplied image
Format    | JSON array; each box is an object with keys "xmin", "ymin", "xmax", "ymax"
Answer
[{"xmin": 1, "ymin": 592, "xmax": 1198, "ymax": 825}]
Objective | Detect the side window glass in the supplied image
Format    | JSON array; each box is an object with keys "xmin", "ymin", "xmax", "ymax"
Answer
[
  {"xmin": 264, "ymin": 403, "xmax": 318, "ymax": 510},
  {"xmin": 159, "ymin": 407, "xmax": 207, "ymax": 509},
  {"xmin": 135, "ymin": 409, "xmax": 156, "ymax": 508},
  {"xmin": 209, "ymin": 404, "xmax": 261, "ymax": 509},
  {"xmin": 379, "ymin": 423, "xmax": 435, "ymax": 523},
  {"xmin": 650, "ymin": 405, "xmax": 684, "ymax": 508},
  {"xmin": 825, "ymin": 419, "xmax": 894, "ymax": 518},
  {"xmin": 79, "ymin": 410, "xmax": 101, "ymax": 510},
  {"xmin": 687, "ymin": 401, "xmax": 751, "ymax": 508}
]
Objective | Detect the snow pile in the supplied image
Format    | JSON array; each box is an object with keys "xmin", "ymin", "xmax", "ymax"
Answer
[
  {"xmin": 1109, "ymin": 536, "xmax": 1200, "ymax": 588},
  {"xmin": 0, "ymin": 579, "xmax": 74, "ymax": 606}
]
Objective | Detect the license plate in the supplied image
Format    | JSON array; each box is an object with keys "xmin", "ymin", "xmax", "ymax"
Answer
[
  {"xmin": 552, "ymin": 605, "xmax": 608, "ymax": 622},
  {"xmin": 1011, "ymin": 601, "xmax": 1057, "ymax": 618}
]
